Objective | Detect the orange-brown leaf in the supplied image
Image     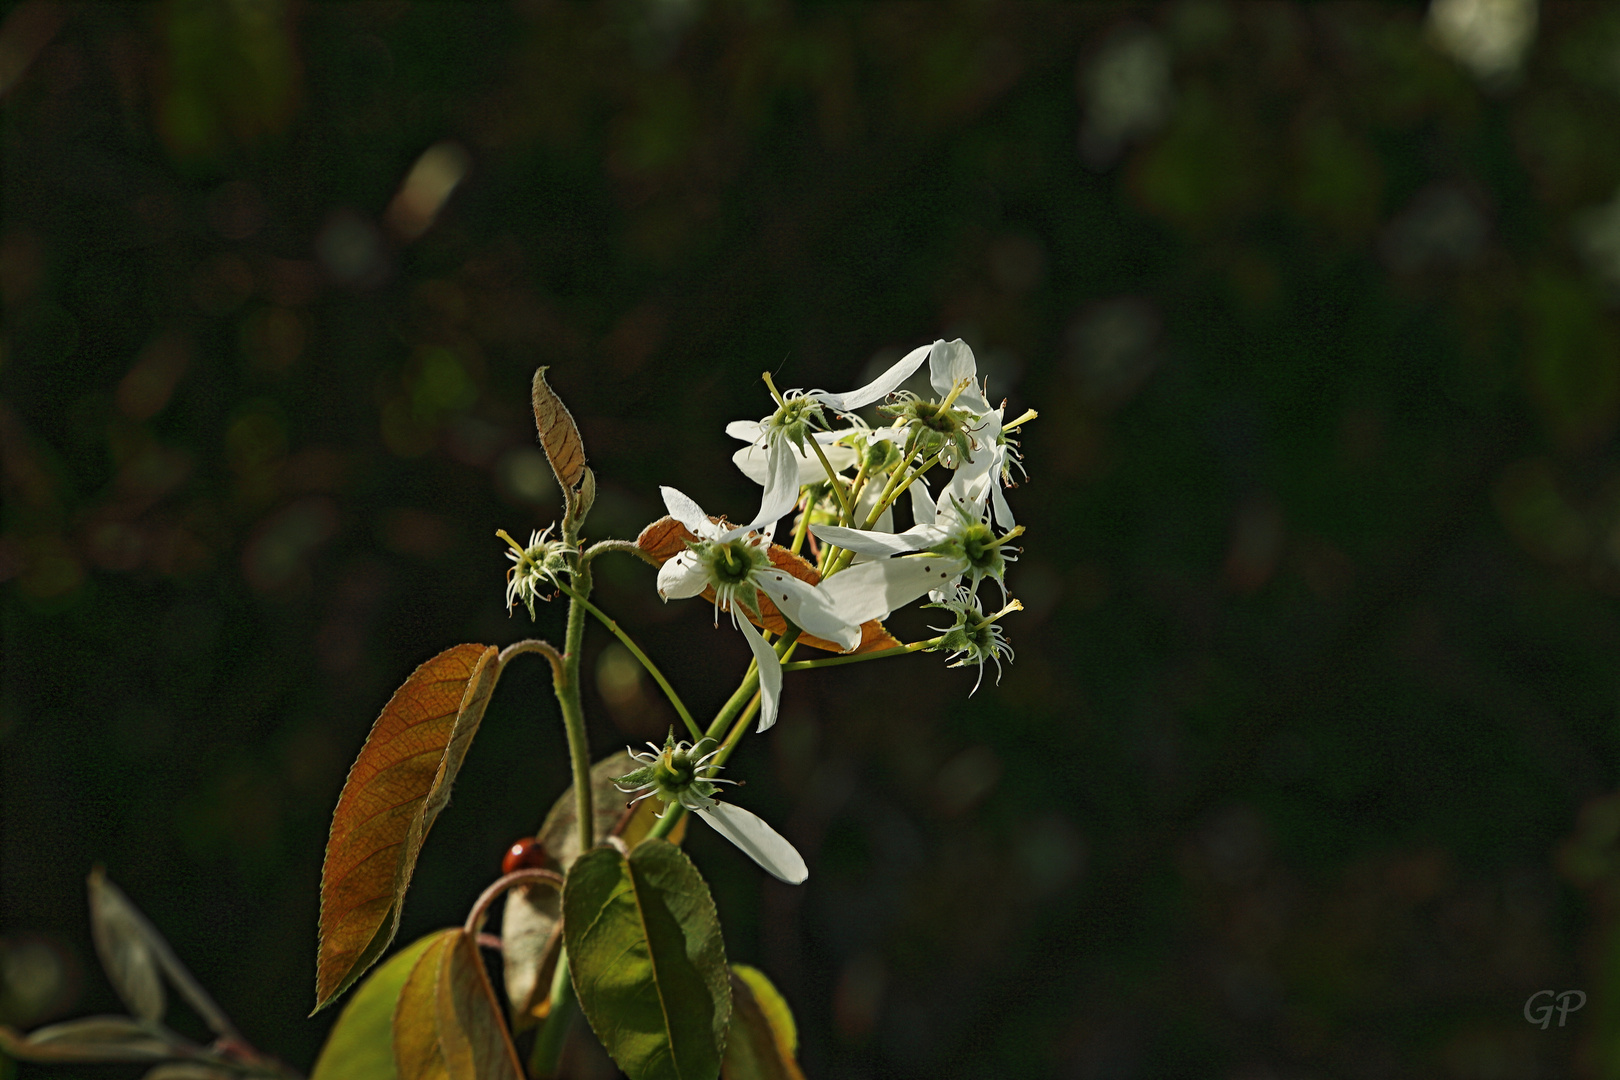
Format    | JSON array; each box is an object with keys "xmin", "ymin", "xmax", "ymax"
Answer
[
  {"xmin": 393, "ymin": 931, "xmax": 453, "ymax": 1080},
  {"xmin": 634, "ymin": 516, "xmax": 902, "ymax": 655},
  {"xmin": 435, "ymin": 931, "xmax": 525, "ymax": 1080},
  {"xmin": 530, "ymin": 367, "xmax": 586, "ymax": 492},
  {"xmin": 315, "ymin": 644, "xmax": 502, "ymax": 1012}
]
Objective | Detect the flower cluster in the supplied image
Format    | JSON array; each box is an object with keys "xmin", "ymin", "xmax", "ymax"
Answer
[{"xmin": 503, "ymin": 338, "xmax": 1034, "ymax": 883}]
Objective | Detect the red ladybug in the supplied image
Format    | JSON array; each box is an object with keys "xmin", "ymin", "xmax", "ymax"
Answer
[{"xmin": 502, "ymin": 837, "xmax": 552, "ymax": 876}]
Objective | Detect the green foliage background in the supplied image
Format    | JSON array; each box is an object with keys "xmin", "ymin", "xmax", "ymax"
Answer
[{"xmin": 6, "ymin": 1, "xmax": 1620, "ymax": 1076}]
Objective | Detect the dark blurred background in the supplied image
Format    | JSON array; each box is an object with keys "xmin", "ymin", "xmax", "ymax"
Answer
[{"xmin": 7, "ymin": 1, "xmax": 1620, "ymax": 1076}]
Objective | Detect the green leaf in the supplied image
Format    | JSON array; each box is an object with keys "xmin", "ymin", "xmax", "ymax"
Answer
[
  {"xmin": 433, "ymin": 929, "xmax": 525, "ymax": 1080},
  {"xmin": 721, "ymin": 966, "xmax": 804, "ymax": 1080},
  {"xmin": 563, "ymin": 839, "xmax": 730, "ymax": 1080},
  {"xmin": 311, "ymin": 933, "xmax": 440, "ymax": 1080},
  {"xmin": 504, "ymin": 752, "xmax": 684, "ymax": 1030},
  {"xmin": 731, "ymin": 966, "xmax": 796, "ymax": 1056},
  {"xmin": 86, "ymin": 869, "xmax": 238, "ymax": 1040},
  {"xmin": 86, "ymin": 871, "xmax": 165, "ymax": 1023}
]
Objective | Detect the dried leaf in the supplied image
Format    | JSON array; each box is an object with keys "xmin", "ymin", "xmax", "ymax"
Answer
[
  {"xmin": 497, "ymin": 881, "xmax": 560, "ymax": 1033},
  {"xmin": 535, "ymin": 749, "xmax": 638, "ymax": 871},
  {"xmin": 721, "ymin": 966, "xmax": 803, "ymax": 1080},
  {"xmin": 87, "ymin": 869, "xmax": 238, "ymax": 1039},
  {"xmin": 635, "ymin": 516, "xmax": 902, "ymax": 655},
  {"xmin": 315, "ymin": 644, "xmax": 503, "ymax": 1011},
  {"xmin": 311, "ymin": 933, "xmax": 441, "ymax": 1080},
  {"xmin": 563, "ymin": 839, "xmax": 730, "ymax": 1080},
  {"xmin": 392, "ymin": 932, "xmax": 454, "ymax": 1080},
  {"xmin": 0, "ymin": 1016, "xmax": 172, "ymax": 1063},
  {"xmin": 392, "ymin": 930, "xmax": 523, "ymax": 1080},
  {"xmin": 433, "ymin": 930, "xmax": 525, "ymax": 1080},
  {"xmin": 530, "ymin": 367, "xmax": 587, "ymax": 492}
]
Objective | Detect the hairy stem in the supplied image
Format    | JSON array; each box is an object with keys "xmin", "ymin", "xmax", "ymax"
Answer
[
  {"xmin": 557, "ymin": 564, "xmax": 594, "ymax": 852},
  {"xmin": 583, "ymin": 537, "xmax": 660, "ymax": 568}
]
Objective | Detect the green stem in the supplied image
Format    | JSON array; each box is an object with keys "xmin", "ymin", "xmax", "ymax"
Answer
[
  {"xmin": 557, "ymin": 565, "xmax": 593, "ymax": 852},
  {"xmin": 808, "ymin": 438, "xmax": 852, "ymax": 516},
  {"xmin": 560, "ymin": 584, "xmax": 702, "ymax": 741},
  {"xmin": 528, "ymin": 950, "xmax": 576, "ymax": 1078},
  {"xmin": 647, "ymin": 626, "xmax": 802, "ymax": 841},
  {"xmin": 789, "ymin": 491, "xmax": 815, "ymax": 558},
  {"xmin": 840, "ymin": 461, "xmax": 871, "ymax": 529}
]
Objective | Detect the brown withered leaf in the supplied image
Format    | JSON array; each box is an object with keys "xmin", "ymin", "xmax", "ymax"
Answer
[
  {"xmin": 530, "ymin": 367, "xmax": 586, "ymax": 492},
  {"xmin": 435, "ymin": 930, "xmax": 524, "ymax": 1080},
  {"xmin": 315, "ymin": 644, "xmax": 503, "ymax": 1012},
  {"xmin": 393, "ymin": 931, "xmax": 454, "ymax": 1080},
  {"xmin": 635, "ymin": 516, "xmax": 902, "ymax": 655},
  {"xmin": 394, "ymin": 929, "xmax": 523, "ymax": 1080}
]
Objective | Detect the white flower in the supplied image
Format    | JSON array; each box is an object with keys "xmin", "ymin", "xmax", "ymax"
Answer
[
  {"xmin": 810, "ymin": 496, "xmax": 1020, "ymax": 624},
  {"xmin": 656, "ymin": 486, "xmax": 860, "ymax": 731},
  {"xmin": 923, "ymin": 588, "xmax": 1022, "ymax": 695},
  {"xmin": 615, "ymin": 735, "xmax": 808, "ymax": 883}
]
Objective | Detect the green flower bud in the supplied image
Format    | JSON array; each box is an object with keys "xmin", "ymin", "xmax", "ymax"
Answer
[{"xmin": 614, "ymin": 732, "xmax": 735, "ymax": 813}]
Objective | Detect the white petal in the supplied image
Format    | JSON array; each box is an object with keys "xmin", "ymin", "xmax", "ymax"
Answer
[
  {"xmin": 819, "ymin": 555, "xmax": 965, "ymax": 623},
  {"xmin": 657, "ymin": 552, "xmax": 709, "ymax": 600},
  {"xmin": 990, "ymin": 471, "xmax": 1016, "ymax": 530},
  {"xmin": 763, "ymin": 572, "xmax": 861, "ymax": 651},
  {"xmin": 695, "ymin": 802, "xmax": 808, "ymax": 884},
  {"xmin": 909, "ymin": 475, "xmax": 937, "ymax": 526},
  {"xmin": 811, "ymin": 522, "xmax": 944, "ymax": 557},
  {"xmin": 929, "ymin": 339, "xmax": 990, "ymax": 413},
  {"xmin": 735, "ymin": 611, "xmax": 783, "ymax": 732},
  {"xmin": 811, "ymin": 342, "xmax": 931, "ymax": 412},
  {"xmin": 726, "ymin": 419, "xmax": 765, "ymax": 442},
  {"xmin": 734, "ymin": 441, "xmax": 801, "ymax": 536},
  {"xmin": 661, "ymin": 486, "xmax": 716, "ymax": 538},
  {"xmin": 732, "ymin": 441, "xmax": 858, "ymax": 487}
]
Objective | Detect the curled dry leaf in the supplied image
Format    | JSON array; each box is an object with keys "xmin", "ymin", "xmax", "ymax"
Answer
[
  {"xmin": 530, "ymin": 366, "xmax": 587, "ymax": 493},
  {"xmin": 635, "ymin": 516, "xmax": 902, "ymax": 655},
  {"xmin": 315, "ymin": 644, "xmax": 503, "ymax": 1012}
]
